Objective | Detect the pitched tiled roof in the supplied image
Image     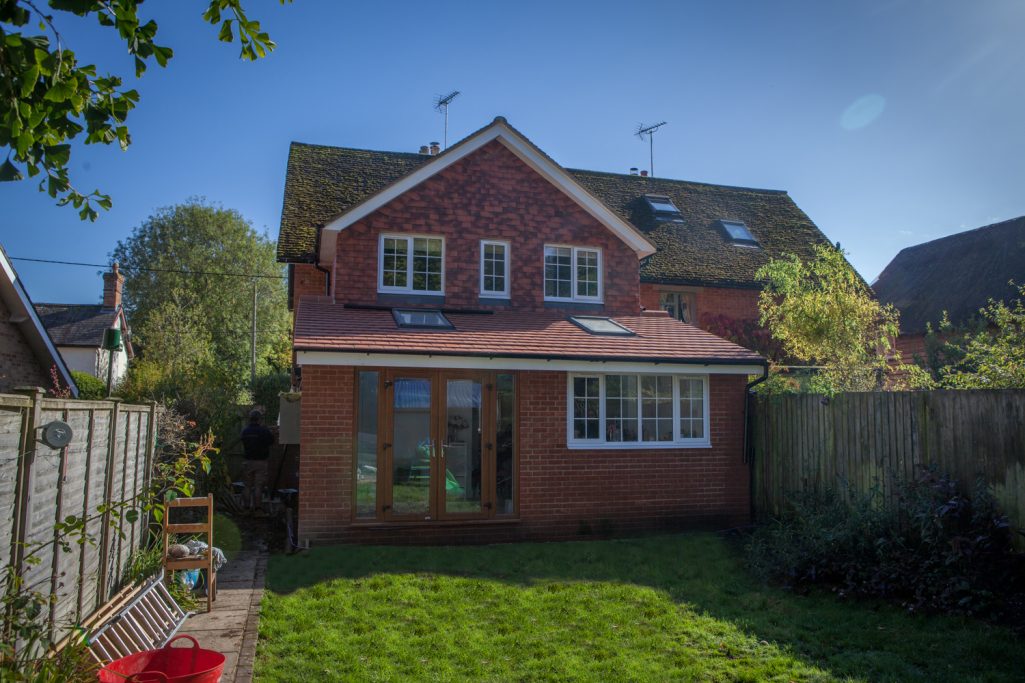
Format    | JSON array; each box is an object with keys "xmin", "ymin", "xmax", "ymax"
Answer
[
  {"xmin": 277, "ymin": 143, "xmax": 431, "ymax": 261},
  {"xmin": 873, "ymin": 216, "xmax": 1025, "ymax": 335},
  {"xmin": 33, "ymin": 303, "xmax": 119, "ymax": 347},
  {"xmin": 277, "ymin": 135, "xmax": 833, "ymax": 287},
  {"xmin": 294, "ymin": 301, "xmax": 763, "ymax": 364},
  {"xmin": 567, "ymin": 171, "xmax": 831, "ymax": 286}
]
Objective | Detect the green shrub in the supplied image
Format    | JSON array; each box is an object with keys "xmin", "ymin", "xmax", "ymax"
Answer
[
  {"xmin": 71, "ymin": 370, "xmax": 107, "ymax": 399},
  {"xmin": 747, "ymin": 468, "xmax": 1025, "ymax": 628}
]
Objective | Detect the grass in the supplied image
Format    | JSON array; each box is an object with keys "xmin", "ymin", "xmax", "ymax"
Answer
[
  {"xmin": 256, "ymin": 533, "xmax": 1025, "ymax": 682},
  {"xmin": 213, "ymin": 512, "xmax": 242, "ymax": 560}
]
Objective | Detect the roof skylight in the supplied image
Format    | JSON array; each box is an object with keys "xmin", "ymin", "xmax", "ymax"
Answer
[
  {"xmin": 568, "ymin": 316, "xmax": 635, "ymax": 336},
  {"xmin": 643, "ymin": 195, "xmax": 684, "ymax": 222},
  {"xmin": 393, "ymin": 309, "xmax": 453, "ymax": 329},
  {"xmin": 719, "ymin": 220, "xmax": 760, "ymax": 246}
]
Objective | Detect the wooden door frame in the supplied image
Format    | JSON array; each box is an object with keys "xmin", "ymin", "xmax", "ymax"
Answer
[
  {"xmin": 381, "ymin": 368, "xmax": 439, "ymax": 522},
  {"xmin": 437, "ymin": 370, "xmax": 493, "ymax": 521}
]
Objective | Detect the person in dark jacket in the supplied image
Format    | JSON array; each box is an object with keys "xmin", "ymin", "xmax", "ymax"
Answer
[{"xmin": 241, "ymin": 409, "xmax": 274, "ymax": 512}]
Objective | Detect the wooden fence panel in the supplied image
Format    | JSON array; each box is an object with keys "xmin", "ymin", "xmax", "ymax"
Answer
[
  {"xmin": 751, "ymin": 389, "xmax": 1025, "ymax": 543},
  {"xmin": 0, "ymin": 392, "xmax": 156, "ymax": 645}
]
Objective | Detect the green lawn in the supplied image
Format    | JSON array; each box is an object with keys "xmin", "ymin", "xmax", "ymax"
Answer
[{"xmin": 256, "ymin": 534, "xmax": 1024, "ymax": 682}]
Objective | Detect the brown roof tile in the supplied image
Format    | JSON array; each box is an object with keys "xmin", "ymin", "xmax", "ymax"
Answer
[{"xmin": 294, "ymin": 301, "xmax": 763, "ymax": 364}]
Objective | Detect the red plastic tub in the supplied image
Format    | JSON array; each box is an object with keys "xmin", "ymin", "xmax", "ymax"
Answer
[{"xmin": 98, "ymin": 634, "xmax": 226, "ymax": 683}]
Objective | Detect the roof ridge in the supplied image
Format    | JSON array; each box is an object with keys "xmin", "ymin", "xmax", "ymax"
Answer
[
  {"xmin": 290, "ymin": 141, "xmax": 428, "ymax": 160},
  {"xmin": 566, "ymin": 167, "xmax": 789, "ymax": 195},
  {"xmin": 894, "ymin": 214, "xmax": 1025, "ymax": 255}
]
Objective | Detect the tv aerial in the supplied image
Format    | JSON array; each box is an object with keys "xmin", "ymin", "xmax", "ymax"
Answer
[
  {"xmin": 635, "ymin": 121, "xmax": 667, "ymax": 177},
  {"xmin": 434, "ymin": 91, "xmax": 461, "ymax": 149}
]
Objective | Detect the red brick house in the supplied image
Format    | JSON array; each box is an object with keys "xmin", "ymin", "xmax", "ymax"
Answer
[
  {"xmin": 275, "ymin": 117, "xmax": 833, "ymax": 545},
  {"xmin": 0, "ymin": 243, "xmax": 78, "ymax": 396}
]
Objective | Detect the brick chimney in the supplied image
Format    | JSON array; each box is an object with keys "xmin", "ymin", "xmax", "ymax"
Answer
[
  {"xmin": 429, "ymin": 141, "xmax": 441, "ymax": 155},
  {"xmin": 102, "ymin": 262, "xmax": 123, "ymax": 309}
]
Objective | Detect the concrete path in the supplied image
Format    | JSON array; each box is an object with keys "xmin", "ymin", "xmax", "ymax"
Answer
[{"xmin": 180, "ymin": 550, "xmax": 266, "ymax": 683}]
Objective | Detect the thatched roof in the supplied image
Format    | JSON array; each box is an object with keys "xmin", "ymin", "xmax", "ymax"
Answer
[{"xmin": 873, "ymin": 216, "xmax": 1025, "ymax": 335}]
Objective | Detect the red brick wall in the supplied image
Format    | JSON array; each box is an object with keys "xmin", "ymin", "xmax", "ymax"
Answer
[
  {"xmin": 640, "ymin": 283, "xmax": 760, "ymax": 328},
  {"xmin": 297, "ymin": 366, "xmax": 750, "ymax": 545},
  {"xmin": 895, "ymin": 334, "xmax": 927, "ymax": 362},
  {"xmin": 0, "ymin": 296, "xmax": 50, "ymax": 393},
  {"xmin": 332, "ymin": 141, "xmax": 641, "ymax": 316},
  {"xmin": 290, "ymin": 264, "xmax": 328, "ymax": 309}
]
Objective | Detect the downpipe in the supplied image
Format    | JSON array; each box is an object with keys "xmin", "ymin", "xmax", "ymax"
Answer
[{"xmin": 743, "ymin": 363, "xmax": 770, "ymax": 523}]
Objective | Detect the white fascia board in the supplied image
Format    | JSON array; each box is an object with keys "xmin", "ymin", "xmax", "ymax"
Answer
[
  {"xmin": 296, "ymin": 350, "xmax": 763, "ymax": 376},
  {"xmin": 318, "ymin": 121, "xmax": 656, "ymax": 267},
  {"xmin": 0, "ymin": 249, "xmax": 78, "ymax": 396}
]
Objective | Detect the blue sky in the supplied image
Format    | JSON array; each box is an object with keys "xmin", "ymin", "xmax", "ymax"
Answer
[{"xmin": 3, "ymin": 0, "xmax": 1024, "ymax": 303}]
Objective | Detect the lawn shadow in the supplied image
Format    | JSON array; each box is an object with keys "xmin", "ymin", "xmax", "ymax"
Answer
[{"xmin": 264, "ymin": 532, "xmax": 1025, "ymax": 682}]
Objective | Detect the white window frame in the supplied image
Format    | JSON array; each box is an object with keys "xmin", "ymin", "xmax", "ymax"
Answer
[
  {"xmin": 378, "ymin": 234, "xmax": 445, "ymax": 295},
  {"xmin": 479, "ymin": 239, "xmax": 511, "ymax": 298},
  {"xmin": 565, "ymin": 373, "xmax": 711, "ymax": 449},
  {"xmin": 543, "ymin": 244, "xmax": 603, "ymax": 303}
]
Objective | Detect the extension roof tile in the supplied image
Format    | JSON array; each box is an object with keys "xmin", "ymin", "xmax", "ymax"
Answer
[
  {"xmin": 294, "ymin": 300, "xmax": 763, "ymax": 364},
  {"xmin": 873, "ymin": 215, "xmax": 1025, "ymax": 334}
]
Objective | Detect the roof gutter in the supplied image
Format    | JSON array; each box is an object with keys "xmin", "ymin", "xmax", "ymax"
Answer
[{"xmin": 293, "ymin": 345, "xmax": 764, "ymax": 367}]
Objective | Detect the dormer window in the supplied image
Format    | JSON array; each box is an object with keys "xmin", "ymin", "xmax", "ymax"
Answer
[
  {"xmin": 719, "ymin": 220, "xmax": 760, "ymax": 247},
  {"xmin": 644, "ymin": 195, "xmax": 684, "ymax": 223}
]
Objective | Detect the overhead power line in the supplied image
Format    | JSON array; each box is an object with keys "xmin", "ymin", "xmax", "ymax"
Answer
[{"xmin": 10, "ymin": 256, "xmax": 287, "ymax": 280}]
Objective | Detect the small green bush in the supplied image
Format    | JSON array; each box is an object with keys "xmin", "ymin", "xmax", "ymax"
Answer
[
  {"xmin": 747, "ymin": 468, "xmax": 1025, "ymax": 628},
  {"xmin": 71, "ymin": 370, "xmax": 107, "ymax": 399}
]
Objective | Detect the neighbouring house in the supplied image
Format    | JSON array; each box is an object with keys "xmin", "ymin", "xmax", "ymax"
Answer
[
  {"xmin": 34, "ymin": 263, "xmax": 134, "ymax": 386},
  {"xmin": 273, "ymin": 116, "xmax": 842, "ymax": 545},
  {"xmin": 0, "ymin": 244, "xmax": 78, "ymax": 396},
  {"xmin": 873, "ymin": 215, "xmax": 1025, "ymax": 361}
]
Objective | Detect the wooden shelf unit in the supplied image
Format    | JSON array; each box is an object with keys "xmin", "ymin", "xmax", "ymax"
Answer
[{"xmin": 162, "ymin": 494, "xmax": 217, "ymax": 612}]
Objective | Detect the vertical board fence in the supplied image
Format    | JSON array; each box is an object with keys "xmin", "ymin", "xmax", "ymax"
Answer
[
  {"xmin": 750, "ymin": 389, "xmax": 1025, "ymax": 541},
  {"xmin": 0, "ymin": 389, "xmax": 156, "ymax": 642}
]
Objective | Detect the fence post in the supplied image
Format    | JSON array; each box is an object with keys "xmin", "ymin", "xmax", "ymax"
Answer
[
  {"xmin": 96, "ymin": 398, "xmax": 122, "ymax": 603},
  {"xmin": 9, "ymin": 387, "xmax": 44, "ymax": 581}
]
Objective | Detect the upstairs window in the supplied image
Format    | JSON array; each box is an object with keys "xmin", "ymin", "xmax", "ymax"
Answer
[
  {"xmin": 480, "ymin": 240, "xmax": 510, "ymax": 298},
  {"xmin": 544, "ymin": 245, "xmax": 602, "ymax": 302},
  {"xmin": 659, "ymin": 291, "xmax": 696, "ymax": 323},
  {"xmin": 379, "ymin": 234, "xmax": 444, "ymax": 294},
  {"xmin": 718, "ymin": 220, "xmax": 760, "ymax": 247},
  {"xmin": 644, "ymin": 194, "xmax": 684, "ymax": 223}
]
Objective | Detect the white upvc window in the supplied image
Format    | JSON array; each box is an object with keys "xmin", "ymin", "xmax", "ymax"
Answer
[
  {"xmin": 566, "ymin": 373, "xmax": 710, "ymax": 449},
  {"xmin": 544, "ymin": 245, "xmax": 602, "ymax": 302},
  {"xmin": 480, "ymin": 240, "xmax": 510, "ymax": 298},
  {"xmin": 378, "ymin": 234, "xmax": 444, "ymax": 294}
]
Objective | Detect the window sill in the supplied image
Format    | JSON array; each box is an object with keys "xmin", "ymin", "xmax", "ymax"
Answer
[{"xmin": 566, "ymin": 441, "xmax": 712, "ymax": 450}]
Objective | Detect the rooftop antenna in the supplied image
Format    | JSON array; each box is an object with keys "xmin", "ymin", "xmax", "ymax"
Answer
[
  {"xmin": 434, "ymin": 90, "xmax": 461, "ymax": 149},
  {"xmin": 635, "ymin": 121, "xmax": 667, "ymax": 177}
]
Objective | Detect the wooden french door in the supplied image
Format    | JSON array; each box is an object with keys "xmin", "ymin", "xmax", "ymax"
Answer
[{"xmin": 382, "ymin": 369, "xmax": 492, "ymax": 521}]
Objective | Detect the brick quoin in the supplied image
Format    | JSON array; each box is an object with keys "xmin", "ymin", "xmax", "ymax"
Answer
[
  {"xmin": 297, "ymin": 365, "xmax": 751, "ymax": 546},
  {"xmin": 330, "ymin": 141, "xmax": 641, "ymax": 316},
  {"xmin": 0, "ymin": 296, "xmax": 49, "ymax": 393}
]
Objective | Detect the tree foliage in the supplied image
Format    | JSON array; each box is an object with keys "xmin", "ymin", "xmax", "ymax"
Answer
[
  {"xmin": 756, "ymin": 244, "xmax": 928, "ymax": 393},
  {"xmin": 111, "ymin": 200, "xmax": 290, "ymax": 436},
  {"xmin": 70, "ymin": 368, "xmax": 105, "ymax": 398},
  {"xmin": 0, "ymin": 0, "xmax": 289, "ymax": 219},
  {"xmin": 936, "ymin": 283, "xmax": 1025, "ymax": 389}
]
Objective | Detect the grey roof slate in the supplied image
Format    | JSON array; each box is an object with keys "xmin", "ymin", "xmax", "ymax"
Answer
[
  {"xmin": 33, "ymin": 303, "xmax": 119, "ymax": 347},
  {"xmin": 873, "ymin": 216, "xmax": 1025, "ymax": 335}
]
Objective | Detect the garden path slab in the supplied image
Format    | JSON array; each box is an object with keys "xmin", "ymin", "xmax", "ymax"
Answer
[{"xmin": 178, "ymin": 550, "xmax": 266, "ymax": 683}]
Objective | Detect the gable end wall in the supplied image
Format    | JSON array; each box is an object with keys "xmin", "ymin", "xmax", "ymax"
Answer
[{"xmin": 332, "ymin": 141, "xmax": 641, "ymax": 315}]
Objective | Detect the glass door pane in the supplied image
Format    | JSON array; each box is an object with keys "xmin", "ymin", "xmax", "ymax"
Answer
[
  {"xmin": 442, "ymin": 377, "xmax": 483, "ymax": 515},
  {"xmin": 391, "ymin": 377, "xmax": 432, "ymax": 517}
]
